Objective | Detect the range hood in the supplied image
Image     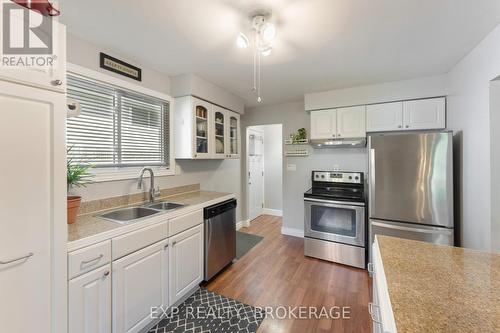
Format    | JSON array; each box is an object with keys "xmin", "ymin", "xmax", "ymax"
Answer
[{"xmin": 310, "ymin": 137, "xmax": 367, "ymax": 149}]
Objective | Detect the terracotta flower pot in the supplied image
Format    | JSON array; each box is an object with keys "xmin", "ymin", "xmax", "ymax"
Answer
[{"xmin": 67, "ymin": 195, "xmax": 82, "ymax": 224}]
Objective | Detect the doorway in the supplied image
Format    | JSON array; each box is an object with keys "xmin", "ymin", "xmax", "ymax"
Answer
[{"xmin": 246, "ymin": 124, "xmax": 283, "ymax": 222}]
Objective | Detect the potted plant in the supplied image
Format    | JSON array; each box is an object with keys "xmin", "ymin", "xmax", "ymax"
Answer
[{"xmin": 67, "ymin": 148, "xmax": 93, "ymax": 224}]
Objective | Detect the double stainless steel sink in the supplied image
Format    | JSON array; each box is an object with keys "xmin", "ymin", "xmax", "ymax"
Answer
[{"xmin": 98, "ymin": 201, "xmax": 187, "ymax": 224}]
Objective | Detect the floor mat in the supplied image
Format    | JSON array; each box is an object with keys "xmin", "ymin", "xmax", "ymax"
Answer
[
  {"xmin": 148, "ymin": 288, "xmax": 265, "ymax": 333},
  {"xmin": 236, "ymin": 231, "xmax": 263, "ymax": 259}
]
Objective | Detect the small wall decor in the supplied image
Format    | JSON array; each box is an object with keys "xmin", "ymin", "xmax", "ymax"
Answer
[{"xmin": 100, "ymin": 53, "xmax": 142, "ymax": 81}]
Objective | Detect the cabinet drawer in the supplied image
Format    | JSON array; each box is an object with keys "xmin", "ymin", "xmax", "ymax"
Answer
[
  {"xmin": 112, "ymin": 222, "xmax": 168, "ymax": 260},
  {"xmin": 169, "ymin": 209, "xmax": 203, "ymax": 237},
  {"xmin": 68, "ymin": 240, "xmax": 111, "ymax": 280}
]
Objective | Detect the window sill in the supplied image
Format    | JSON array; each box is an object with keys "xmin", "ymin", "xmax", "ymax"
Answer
[{"xmin": 89, "ymin": 166, "xmax": 175, "ymax": 183}]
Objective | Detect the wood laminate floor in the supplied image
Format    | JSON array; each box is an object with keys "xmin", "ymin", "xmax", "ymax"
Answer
[{"xmin": 204, "ymin": 215, "xmax": 372, "ymax": 333}]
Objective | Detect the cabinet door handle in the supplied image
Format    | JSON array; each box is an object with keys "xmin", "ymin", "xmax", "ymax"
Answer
[
  {"xmin": 332, "ymin": 134, "xmax": 336, "ymax": 138},
  {"xmin": 0, "ymin": 252, "xmax": 33, "ymax": 265},
  {"xmin": 368, "ymin": 303, "xmax": 382, "ymax": 324},
  {"xmin": 164, "ymin": 244, "xmax": 169, "ymax": 249},
  {"xmin": 172, "ymin": 241, "xmax": 177, "ymax": 247},
  {"xmin": 338, "ymin": 133, "xmax": 341, "ymax": 137},
  {"xmin": 367, "ymin": 262, "xmax": 375, "ymax": 275},
  {"xmin": 103, "ymin": 271, "xmax": 110, "ymax": 278},
  {"xmin": 398, "ymin": 125, "xmax": 402, "ymax": 128},
  {"xmin": 51, "ymin": 79, "xmax": 63, "ymax": 86},
  {"xmin": 405, "ymin": 125, "xmax": 410, "ymax": 128},
  {"xmin": 81, "ymin": 254, "xmax": 103, "ymax": 265}
]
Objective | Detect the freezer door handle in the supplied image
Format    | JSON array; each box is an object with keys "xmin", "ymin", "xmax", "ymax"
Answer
[{"xmin": 371, "ymin": 220, "xmax": 453, "ymax": 235}]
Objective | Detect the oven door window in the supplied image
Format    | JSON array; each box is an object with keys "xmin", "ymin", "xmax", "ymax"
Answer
[{"xmin": 310, "ymin": 205, "xmax": 357, "ymax": 237}]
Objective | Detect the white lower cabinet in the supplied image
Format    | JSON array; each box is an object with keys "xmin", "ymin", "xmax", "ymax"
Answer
[
  {"xmin": 69, "ymin": 264, "xmax": 112, "ymax": 333},
  {"xmin": 169, "ymin": 224, "xmax": 204, "ymax": 305},
  {"xmin": 112, "ymin": 239, "xmax": 169, "ymax": 333}
]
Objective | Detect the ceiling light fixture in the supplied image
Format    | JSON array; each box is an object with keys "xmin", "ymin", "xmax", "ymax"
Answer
[
  {"xmin": 236, "ymin": 33, "xmax": 249, "ymax": 48},
  {"xmin": 237, "ymin": 14, "xmax": 277, "ymax": 103}
]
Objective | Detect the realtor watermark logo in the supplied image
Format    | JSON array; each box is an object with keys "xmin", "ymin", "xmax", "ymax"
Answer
[{"xmin": 1, "ymin": 2, "xmax": 57, "ymax": 67}]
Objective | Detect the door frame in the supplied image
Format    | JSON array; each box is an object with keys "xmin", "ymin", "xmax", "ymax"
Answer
[{"xmin": 246, "ymin": 127, "xmax": 265, "ymax": 222}]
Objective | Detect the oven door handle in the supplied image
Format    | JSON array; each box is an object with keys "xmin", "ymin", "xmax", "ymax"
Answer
[{"xmin": 304, "ymin": 197, "xmax": 365, "ymax": 208}]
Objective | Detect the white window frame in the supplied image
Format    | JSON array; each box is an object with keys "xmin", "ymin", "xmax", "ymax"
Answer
[{"xmin": 67, "ymin": 63, "xmax": 175, "ymax": 182}]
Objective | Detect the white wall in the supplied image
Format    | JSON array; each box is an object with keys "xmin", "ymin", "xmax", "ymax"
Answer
[
  {"xmin": 171, "ymin": 74, "xmax": 245, "ymax": 114},
  {"xmin": 305, "ymin": 74, "xmax": 448, "ymax": 110},
  {"xmin": 262, "ymin": 125, "xmax": 283, "ymax": 212},
  {"xmin": 67, "ymin": 33, "xmax": 171, "ymax": 94},
  {"xmin": 446, "ymin": 23, "xmax": 500, "ymax": 251},
  {"xmin": 490, "ymin": 79, "xmax": 500, "ymax": 253},
  {"xmin": 67, "ymin": 34, "xmax": 243, "ymax": 222}
]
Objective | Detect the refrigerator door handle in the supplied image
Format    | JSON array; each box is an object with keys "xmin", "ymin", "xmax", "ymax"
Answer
[
  {"xmin": 371, "ymin": 220, "xmax": 453, "ymax": 235},
  {"xmin": 369, "ymin": 148, "xmax": 376, "ymax": 216}
]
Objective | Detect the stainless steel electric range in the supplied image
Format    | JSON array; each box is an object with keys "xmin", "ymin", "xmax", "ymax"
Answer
[{"xmin": 304, "ymin": 171, "xmax": 366, "ymax": 269}]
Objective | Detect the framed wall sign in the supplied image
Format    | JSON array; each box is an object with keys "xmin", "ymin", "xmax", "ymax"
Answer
[{"xmin": 99, "ymin": 53, "xmax": 142, "ymax": 81}]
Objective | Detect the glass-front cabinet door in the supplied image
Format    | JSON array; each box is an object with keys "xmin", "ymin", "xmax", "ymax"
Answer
[
  {"xmin": 212, "ymin": 106, "xmax": 226, "ymax": 158},
  {"xmin": 227, "ymin": 113, "xmax": 240, "ymax": 158},
  {"xmin": 193, "ymin": 100, "xmax": 211, "ymax": 158}
]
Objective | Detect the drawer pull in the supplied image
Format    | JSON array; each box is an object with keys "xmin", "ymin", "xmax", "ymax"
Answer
[
  {"xmin": 51, "ymin": 79, "xmax": 63, "ymax": 86},
  {"xmin": 81, "ymin": 254, "xmax": 104, "ymax": 266},
  {"xmin": 368, "ymin": 302, "xmax": 382, "ymax": 324},
  {"xmin": 0, "ymin": 252, "xmax": 33, "ymax": 265},
  {"xmin": 367, "ymin": 262, "xmax": 374, "ymax": 275}
]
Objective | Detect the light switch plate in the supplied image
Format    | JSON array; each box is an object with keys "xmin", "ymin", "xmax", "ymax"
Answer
[{"xmin": 286, "ymin": 164, "xmax": 297, "ymax": 171}]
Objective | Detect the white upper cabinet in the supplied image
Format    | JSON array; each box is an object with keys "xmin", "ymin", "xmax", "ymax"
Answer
[
  {"xmin": 310, "ymin": 109, "xmax": 337, "ymax": 139},
  {"xmin": 403, "ymin": 97, "xmax": 446, "ymax": 130},
  {"xmin": 336, "ymin": 106, "xmax": 366, "ymax": 138},
  {"xmin": 366, "ymin": 102, "xmax": 404, "ymax": 132},
  {"xmin": 175, "ymin": 96, "xmax": 241, "ymax": 159},
  {"xmin": 310, "ymin": 107, "xmax": 366, "ymax": 139},
  {"xmin": 212, "ymin": 106, "xmax": 227, "ymax": 159}
]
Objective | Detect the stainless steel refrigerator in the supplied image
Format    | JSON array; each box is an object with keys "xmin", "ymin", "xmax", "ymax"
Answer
[{"xmin": 368, "ymin": 131, "xmax": 454, "ymax": 258}]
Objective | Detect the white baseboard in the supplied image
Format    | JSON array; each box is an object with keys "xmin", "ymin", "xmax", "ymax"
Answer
[
  {"xmin": 236, "ymin": 219, "xmax": 250, "ymax": 230},
  {"xmin": 281, "ymin": 227, "xmax": 304, "ymax": 238},
  {"xmin": 262, "ymin": 208, "xmax": 283, "ymax": 217}
]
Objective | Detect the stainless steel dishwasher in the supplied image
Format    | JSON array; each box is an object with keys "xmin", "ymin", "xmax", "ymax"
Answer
[{"xmin": 203, "ymin": 199, "xmax": 237, "ymax": 281}]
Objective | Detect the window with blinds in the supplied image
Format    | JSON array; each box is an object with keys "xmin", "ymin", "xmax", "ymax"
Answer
[{"xmin": 66, "ymin": 74, "xmax": 170, "ymax": 168}]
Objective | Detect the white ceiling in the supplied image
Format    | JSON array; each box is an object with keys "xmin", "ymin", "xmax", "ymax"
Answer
[{"xmin": 59, "ymin": 0, "xmax": 500, "ymax": 107}]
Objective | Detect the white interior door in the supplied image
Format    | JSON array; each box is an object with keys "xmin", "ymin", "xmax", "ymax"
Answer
[{"xmin": 248, "ymin": 128, "xmax": 264, "ymax": 221}]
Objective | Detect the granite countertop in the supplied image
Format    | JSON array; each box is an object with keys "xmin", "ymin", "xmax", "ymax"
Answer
[
  {"xmin": 68, "ymin": 190, "xmax": 233, "ymax": 244},
  {"xmin": 377, "ymin": 235, "xmax": 500, "ymax": 332}
]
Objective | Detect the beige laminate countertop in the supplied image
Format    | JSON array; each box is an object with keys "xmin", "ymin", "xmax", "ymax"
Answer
[
  {"xmin": 68, "ymin": 190, "xmax": 233, "ymax": 246},
  {"xmin": 377, "ymin": 235, "xmax": 500, "ymax": 333}
]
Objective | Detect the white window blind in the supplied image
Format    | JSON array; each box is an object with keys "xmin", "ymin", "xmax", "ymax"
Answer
[{"xmin": 66, "ymin": 74, "xmax": 170, "ymax": 168}]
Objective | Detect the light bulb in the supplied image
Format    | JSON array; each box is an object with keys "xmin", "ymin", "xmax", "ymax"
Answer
[
  {"xmin": 261, "ymin": 47, "xmax": 272, "ymax": 57},
  {"xmin": 261, "ymin": 23, "xmax": 276, "ymax": 43},
  {"xmin": 236, "ymin": 33, "xmax": 249, "ymax": 48}
]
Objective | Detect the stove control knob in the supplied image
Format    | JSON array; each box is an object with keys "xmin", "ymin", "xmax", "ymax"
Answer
[
  {"xmin": 355, "ymin": 176, "xmax": 359, "ymax": 180},
  {"xmin": 321, "ymin": 175, "xmax": 325, "ymax": 179},
  {"xmin": 348, "ymin": 176, "xmax": 352, "ymax": 180}
]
